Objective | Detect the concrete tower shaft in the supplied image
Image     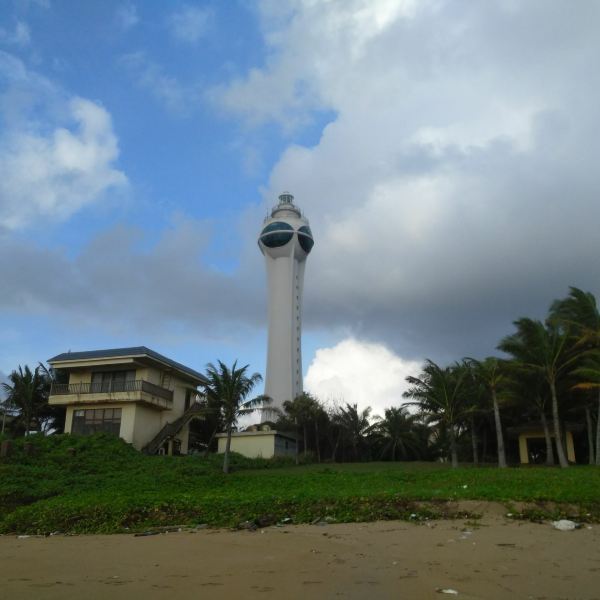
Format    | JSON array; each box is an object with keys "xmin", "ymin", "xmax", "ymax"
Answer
[{"xmin": 258, "ymin": 193, "xmax": 314, "ymax": 418}]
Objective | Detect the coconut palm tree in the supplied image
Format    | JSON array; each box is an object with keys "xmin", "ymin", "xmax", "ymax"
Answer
[
  {"xmin": 331, "ymin": 403, "xmax": 372, "ymax": 461},
  {"xmin": 550, "ymin": 287, "xmax": 600, "ymax": 465},
  {"xmin": 504, "ymin": 365, "xmax": 555, "ymax": 465},
  {"xmin": 498, "ymin": 318, "xmax": 584, "ymax": 468},
  {"xmin": 465, "ymin": 357, "xmax": 508, "ymax": 468},
  {"xmin": 1, "ymin": 365, "xmax": 50, "ymax": 436},
  {"xmin": 1, "ymin": 396, "xmax": 11, "ymax": 435},
  {"xmin": 203, "ymin": 361, "xmax": 267, "ymax": 474},
  {"xmin": 373, "ymin": 405, "xmax": 423, "ymax": 461},
  {"xmin": 283, "ymin": 392, "xmax": 320, "ymax": 462},
  {"xmin": 569, "ymin": 358, "xmax": 600, "ymax": 464},
  {"xmin": 403, "ymin": 360, "xmax": 469, "ymax": 468}
]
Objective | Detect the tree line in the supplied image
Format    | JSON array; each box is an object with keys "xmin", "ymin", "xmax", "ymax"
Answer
[
  {"xmin": 203, "ymin": 286, "xmax": 600, "ymax": 469},
  {"xmin": 2, "ymin": 286, "xmax": 600, "ymax": 470}
]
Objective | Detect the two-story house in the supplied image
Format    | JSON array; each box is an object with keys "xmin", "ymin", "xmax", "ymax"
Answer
[{"xmin": 48, "ymin": 347, "xmax": 207, "ymax": 454}]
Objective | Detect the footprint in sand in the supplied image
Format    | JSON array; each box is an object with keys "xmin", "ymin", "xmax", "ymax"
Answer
[{"xmin": 250, "ymin": 586, "xmax": 275, "ymax": 592}]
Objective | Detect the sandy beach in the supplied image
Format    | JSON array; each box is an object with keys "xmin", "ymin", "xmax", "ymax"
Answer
[{"xmin": 1, "ymin": 503, "xmax": 598, "ymax": 600}]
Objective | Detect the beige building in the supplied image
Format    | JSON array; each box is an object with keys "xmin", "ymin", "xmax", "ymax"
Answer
[
  {"xmin": 508, "ymin": 422, "xmax": 582, "ymax": 464},
  {"xmin": 216, "ymin": 424, "xmax": 297, "ymax": 459},
  {"xmin": 48, "ymin": 347, "xmax": 207, "ymax": 454}
]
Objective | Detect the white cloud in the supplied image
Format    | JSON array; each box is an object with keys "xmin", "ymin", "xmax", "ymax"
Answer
[
  {"xmin": 0, "ymin": 370, "xmax": 7, "ymax": 399},
  {"xmin": 167, "ymin": 5, "xmax": 211, "ymax": 44},
  {"xmin": 115, "ymin": 2, "xmax": 139, "ymax": 31},
  {"xmin": 0, "ymin": 52, "xmax": 127, "ymax": 230},
  {"xmin": 0, "ymin": 21, "xmax": 31, "ymax": 47},
  {"xmin": 305, "ymin": 338, "xmax": 421, "ymax": 418},
  {"xmin": 213, "ymin": 1, "xmax": 600, "ymax": 360}
]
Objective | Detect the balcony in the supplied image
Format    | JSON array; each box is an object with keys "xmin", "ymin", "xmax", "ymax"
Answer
[{"xmin": 49, "ymin": 380, "xmax": 173, "ymax": 410}]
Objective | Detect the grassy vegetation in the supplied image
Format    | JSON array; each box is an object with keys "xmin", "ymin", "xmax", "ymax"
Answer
[{"xmin": 1, "ymin": 434, "xmax": 600, "ymax": 534}]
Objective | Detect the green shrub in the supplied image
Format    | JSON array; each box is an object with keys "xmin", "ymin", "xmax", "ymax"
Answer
[{"xmin": 1, "ymin": 435, "xmax": 599, "ymax": 534}]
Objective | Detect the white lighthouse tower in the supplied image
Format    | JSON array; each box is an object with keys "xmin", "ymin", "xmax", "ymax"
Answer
[{"xmin": 258, "ymin": 192, "xmax": 314, "ymax": 419}]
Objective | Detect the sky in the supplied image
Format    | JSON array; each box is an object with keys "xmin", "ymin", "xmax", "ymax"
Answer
[{"xmin": 1, "ymin": 0, "xmax": 599, "ymax": 417}]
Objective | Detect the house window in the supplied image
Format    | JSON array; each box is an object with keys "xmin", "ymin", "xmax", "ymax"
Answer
[
  {"xmin": 185, "ymin": 389, "xmax": 192, "ymax": 411},
  {"xmin": 91, "ymin": 370, "xmax": 135, "ymax": 392},
  {"xmin": 72, "ymin": 408, "xmax": 122, "ymax": 436}
]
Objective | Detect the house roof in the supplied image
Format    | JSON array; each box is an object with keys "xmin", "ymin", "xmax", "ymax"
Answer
[
  {"xmin": 506, "ymin": 421, "xmax": 584, "ymax": 436},
  {"xmin": 48, "ymin": 346, "xmax": 207, "ymax": 384},
  {"xmin": 215, "ymin": 430, "xmax": 298, "ymax": 441}
]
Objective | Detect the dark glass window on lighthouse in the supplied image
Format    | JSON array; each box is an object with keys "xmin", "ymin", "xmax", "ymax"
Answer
[
  {"xmin": 297, "ymin": 225, "xmax": 314, "ymax": 253},
  {"xmin": 260, "ymin": 222, "xmax": 294, "ymax": 247}
]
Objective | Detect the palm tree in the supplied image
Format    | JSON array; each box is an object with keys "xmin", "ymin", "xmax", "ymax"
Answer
[
  {"xmin": 466, "ymin": 357, "xmax": 508, "ymax": 468},
  {"xmin": 331, "ymin": 403, "xmax": 372, "ymax": 461},
  {"xmin": 569, "ymin": 358, "xmax": 600, "ymax": 464},
  {"xmin": 498, "ymin": 318, "xmax": 583, "ymax": 468},
  {"xmin": 550, "ymin": 287, "xmax": 600, "ymax": 465},
  {"xmin": 283, "ymin": 392, "xmax": 320, "ymax": 462},
  {"xmin": 504, "ymin": 365, "xmax": 555, "ymax": 465},
  {"xmin": 404, "ymin": 360, "xmax": 468, "ymax": 468},
  {"xmin": 373, "ymin": 406, "xmax": 423, "ymax": 461},
  {"xmin": 1, "ymin": 396, "xmax": 10, "ymax": 435},
  {"xmin": 1, "ymin": 365, "xmax": 50, "ymax": 436},
  {"xmin": 203, "ymin": 361, "xmax": 266, "ymax": 474}
]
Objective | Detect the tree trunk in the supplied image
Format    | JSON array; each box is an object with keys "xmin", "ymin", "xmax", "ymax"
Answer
[
  {"xmin": 492, "ymin": 390, "xmax": 507, "ymax": 468},
  {"xmin": 314, "ymin": 420, "xmax": 321, "ymax": 463},
  {"xmin": 470, "ymin": 417, "xmax": 479, "ymax": 465},
  {"xmin": 449, "ymin": 426, "xmax": 458, "ymax": 468},
  {"xmin": 332, "ymin": 430, "xmax": 341, "ymax": 462},
  {"xmin": 295, "ymin": 418, "xmax": 300, "ymax": 466},
  {"xmin": 549, "ymin": 379, "xmax": 569, "ymax": 468},
  {"xmin": 540, "ymin": 410, "xmax": 555, "ymax": 466},
  {"xmin": 222, "ymin": 424, "xmax": 233, "ymax": 474},
  {"xmin": 203, "ymin": 425, "xmax": 220, "ymax": 457},
  {"xmin": 585, "ymin": 405, "xmax": 595, "ymax": 465},
  {"xmin": 596, "ymin": 391, "xmax": 600, "ymax": 466},
  {"xmin": 1, "ymin": 406, "xmax": 6, "ymax": 435},
  {"xmin": 303, "ymin": 424, "xmax": 308, "ymax": 458},
  {"xmin": 482, "ymin": 428, "xmax": 488, "ymax": 462}
]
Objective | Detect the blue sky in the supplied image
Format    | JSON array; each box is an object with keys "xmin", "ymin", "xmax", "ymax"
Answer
[
  {"xmin": 0, "ymin": 0, "xmax": 334, "ymax": 390},
  {"xmin": 1, "ymin": 1, "xmax": 600, "ymax": 415}
]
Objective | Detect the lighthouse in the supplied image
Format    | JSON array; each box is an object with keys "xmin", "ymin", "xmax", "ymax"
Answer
[{"xmin": 258, "ymin": 192, "xmax": 314, "ymax": 419}]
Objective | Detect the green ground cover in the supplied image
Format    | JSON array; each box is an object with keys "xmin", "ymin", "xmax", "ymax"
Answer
[{"xmin": 1, "ymin": 434, "xmax": 599, "ymax": 534}]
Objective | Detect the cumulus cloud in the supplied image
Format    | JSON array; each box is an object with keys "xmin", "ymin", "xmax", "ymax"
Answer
[
  {"xmin": 214, "ymin": 0, "xmax": 600, "ymax": 361},
  {"xmin": 167, "ymin": 5, "xmax": 211, "ymax": 44},
  {"xmin": 305, "ymin": 338, "xmax": 421, "ymax": 417},
  {"xmin": 0, "ymin": 370, "xmax": 7, "ymax": 400},
  {"xmin": 0, "ymin": 52, "xmax": 127, "ymax": 230}
]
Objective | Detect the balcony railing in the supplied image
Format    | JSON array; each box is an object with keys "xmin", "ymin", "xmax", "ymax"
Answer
[{"xmin": 50, "ymin": 380, "xmax": 173, "ymax": 402}]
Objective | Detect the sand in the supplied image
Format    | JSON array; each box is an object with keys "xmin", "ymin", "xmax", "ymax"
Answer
[{"xmin": 1, "ymin": 503, "xmax": 598, "ymax": 599}]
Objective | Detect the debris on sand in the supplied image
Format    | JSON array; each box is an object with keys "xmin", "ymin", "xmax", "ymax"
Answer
[{"xmin": 552, "ymin": 520, "xmax": 579, "ymax": 531}]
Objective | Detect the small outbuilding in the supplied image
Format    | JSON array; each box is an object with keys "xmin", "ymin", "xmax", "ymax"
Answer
[
  {"xmin": 216, "ymin": 424, "xmax": 297, "ymax": 459},
  {"xmin": 507, "ymin": 421, "xmax": 584, "ymax": 464}
]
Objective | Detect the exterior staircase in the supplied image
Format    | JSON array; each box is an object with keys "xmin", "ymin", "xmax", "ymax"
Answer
[{"xmin": 143, "ymin": 403, "xmax": 207, "ymax": 455}]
